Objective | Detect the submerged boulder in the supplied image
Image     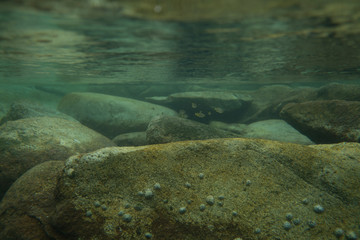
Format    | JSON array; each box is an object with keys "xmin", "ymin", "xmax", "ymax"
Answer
[
  {"xmin": 0, "ymin": 117, "xmax": 115, "ymax": 199},
  {"xmin": 0, "ymin": 161, "xmax": 65, "ymax": 240},
  {"xmin": 1, "ymin": 138, "xmax": 359, "ymax": 240},
  {"xmin": 58, "ymin": 92, "xmax": 177, "ymax": 138},
  {"xmin": 280, "ymin": 100, "xmax": 360, "ymax": 143},
  {"xmin": 146, "ymin": 115, "xmax": 240, "ymax": 144},
  {"xmin": 167, "ymin": 91, "xmax": 252, "ymax": 123},
  {"xmin": 0, "ymin": 100, "xmax": 75, "ymax": 125},
  {"xmin": 212, "ymin": 119, "xmax": 314, "ymax": 145}
]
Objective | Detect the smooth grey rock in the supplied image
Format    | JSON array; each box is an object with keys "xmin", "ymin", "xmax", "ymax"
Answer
[
  {"xmin": 0, "ymin": 101, "xmax": 76, "ymax": 125},
  {"xmin": 146, "ymin": 115, "xmax": 240, "ymax": 144},
  {"xmin": 58, "ymin": 92, "xmax": 177, "ymax": 138},
  {"xmin": 242, "ymin": 119, "xmax": 314, "ymax": 144},
  {"xmin": 210, "ymin": 119, "xmax": 314, "ymax": 144},
  {"xmin": 112, "ymin": 132, "xmax": 147, "ymax": 146},
  {"xmin": 0, "ymin": 117, "xmax": 115, "ymax": 199},
  {"xmin": 280, "ymin": 100, "xmax": 360, "ymax": 143}
]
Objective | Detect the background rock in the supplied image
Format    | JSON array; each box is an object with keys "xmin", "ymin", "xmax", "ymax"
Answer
[
  {"xmin": 280, "ymin": 100, "xmax": 360, "ymax": 143},
  {"xmin": 167, "ymin": 91, "xmax": 252, "ymax": 123},
  {"xmin": 0, "ymin": 100, "xmax": 76, "ymax": 125},
  {"xmin": 316, "ymin": 83, "xmax": 360, "ymax": 101},
  {"xmin": 146, "ymin": 115, "xmax": 240, "ymax": 144},
  {"xmin": 0, "ymin": 116, "xmax": 115, "ymax": 199},
  {"xmin": 112, "ymin": 132, "xmax": 147, "ymax": 146},
  {"xmin": 242, "ymin": 119, "xmax": 314, "ymax": 144},
  {"xmin": 58, "ymin": 92, "xmax": 177, "ymax": 138}
]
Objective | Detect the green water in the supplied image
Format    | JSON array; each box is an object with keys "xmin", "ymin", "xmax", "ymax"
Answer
[{"xmin": 1, "ymin": 4, "xmax": 360, "ymax": 90}]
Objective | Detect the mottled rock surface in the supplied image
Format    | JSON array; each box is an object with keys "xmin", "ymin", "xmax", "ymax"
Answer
[
  {"xmin": 146, "ymin": 115, "xmax": 240, "ymax": 144},
  {"xmin": 0, "ymin": 161, "xmax": 65, "ymax": 240},
  {"xmin": 58, "ymin": 92, "xmax": 177, "ymax": 138},
  {"xmin": 1, "ymin": 138, "xmax": 359, "ymax": 240},
  {"xmin": 0, "ymin": 117, "xmax": 115, "ymax": 199},
  {"xmin": 280, "ymin": 100, "xmax": 360, "ymax": 143}
]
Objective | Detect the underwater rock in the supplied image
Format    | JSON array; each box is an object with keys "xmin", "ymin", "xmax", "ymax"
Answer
[
  {"xmin": 1, "ymin": 138, "xmax": 359, "ymax": 239},
  {"xmin": 242, "ymin": 119, "xmax": 314, "ymax": 144},
  {"xmin": 58, "ymin": 92, "xmax": 177, "ymax": 138},
  {"xmin": 0, "ymin": 161, "xmax": 65, "ymax": 240},
  {"xmin": 0, "ymin": 116, "xmax": 115, "ymax": 199},
  {"xmin": 213, "ymin": 119, "xmax": 314, "ymax": 145},
  {"xmin": 146, "ymin": 115, "xmax": 240, "ymax": 144},
  {"xmin": 0, "ymin": 100, "xmax": 76, "ymax": 125},
  {"xmin": 239, "ymin": 85, "xmax": 317, "ymax": 123},
  {"xmin": 112, "ymin": 132, "xmax": 147, "ymax": 146},
  {"xmin": 316, "ymin": 83, "xmax": 360, "ymax": 101},
  {"xmin": 280, "ymin": 100, "xmax": 360, "ymax": 143},
  {"xmin": 166, "ymin": 91, "xmax": 252, "ymax": 123}
]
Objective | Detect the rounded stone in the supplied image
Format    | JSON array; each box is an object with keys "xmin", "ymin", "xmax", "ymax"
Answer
[
  {"xmin": 144, "ymin": 189, "xmax": 154, "ymax": 199},
  {"xmin": 334, "ymin": 228, "xmax": 344, "ymax": 238},
  {"xmin": 85, "ymin": 210, "xmax": 92, "ymax": 217},
  {"xmin": 206, "ymin": 195, "xmax": 215, "ymax": 206},
  {"xmin": 122, "ymin": 214, "xmax": 132, "ymax": 222},
  {"xmin": 154, "ymin": 183, "xmax": 161, "ymax": 190},
  {"xmin": 285, "ymin": 213, "xmax": 293, "ymax": 220},
  {"xmin": 313, "ymin": 204, "xmax": 325, "ymax": 214},
  {"xmin": 179, "ymin": 207, "xmax": 187, "ymax": 214},
  {"xmin": 283, "ymin": 221, "xmax": 292, "ymax": 231},
  {"xmin": 145, "ymin": 232, "xmax": 153, "ymax": 239}
]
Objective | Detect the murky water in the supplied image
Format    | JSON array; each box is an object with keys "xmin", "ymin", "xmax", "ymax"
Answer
[{"xmin": 1, "ymin": 4, "xmax": 359, "ymax": 89}]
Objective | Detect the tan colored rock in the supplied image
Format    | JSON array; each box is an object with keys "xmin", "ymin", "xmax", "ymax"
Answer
[
  {"xmin": 1, "ymin": 139, "xmax": 359, "ymax": 239},
  {"xmin": 0, "ymin": 161, "xmax": 66, "ymax": 240},
  {"xmin": 0, "ymin": 117, "xmax": 115, "ymax": 199},
  {"xmin": 47, "ymin": 140, "xmax": 360, "ymax": 239}
]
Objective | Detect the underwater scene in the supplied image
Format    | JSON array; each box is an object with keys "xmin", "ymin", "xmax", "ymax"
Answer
[{"xmin": 0, "ymin": 0, "xmax": 360, "ymax": 239}]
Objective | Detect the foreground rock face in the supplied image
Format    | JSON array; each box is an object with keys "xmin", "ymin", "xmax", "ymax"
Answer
[
  {"xmin": 0, "ymin": 117, "xmax": 115, "ymax": 199},
  {"xmin": 280, "ymin": 100, "xmax": 360, "ymax": 143},
  {"xmin": 1, "ymin": 138, "xmax": 359, "ymax": 240},
  {"xmin": 0, "ymin": 161, "xmax": 65, "ymax": 240},
  {"xmin": 58, "ymin": 92, "xmax": 177, "ymax": 138}
]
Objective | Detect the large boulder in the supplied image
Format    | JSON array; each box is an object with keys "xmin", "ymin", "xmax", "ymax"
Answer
[
  {"xmin": 58, "ymin": 92, "xmax": 177, "ymax": 138},
  {"xmin": 1, "ymin": 139, "xmax": 359, "ymax": 240},
  {"xmin": 213, "ymin": 119, "xmax": 314, "ymax": 145},
  {"xmin": 0, "ymin": 161, "xmax": 66, "ymax": 240},
  {"xmin": 280, "ymin": 100, "xmax": 360, "ymax": 143},
  {"xmin": 239, "ymin": 85, "xmax": 317, "ymax": 123},
  {"xmin": 0, "ymin": 117, "xmax": 115, "ymax": 199},
  {"xmin": 0, "ymin": 100, "xmax": 76, "ymax": 125},
  {"xmin": 146, "ymin": 115, "xmax": 240, "ymax": 144},
  {"xmin": 56, "ymin": 140, "xmax": 360, "ymax": 240},
  {"xmin": 316, "ymin": 83, "xmax": 360, "ymax": 101}
]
